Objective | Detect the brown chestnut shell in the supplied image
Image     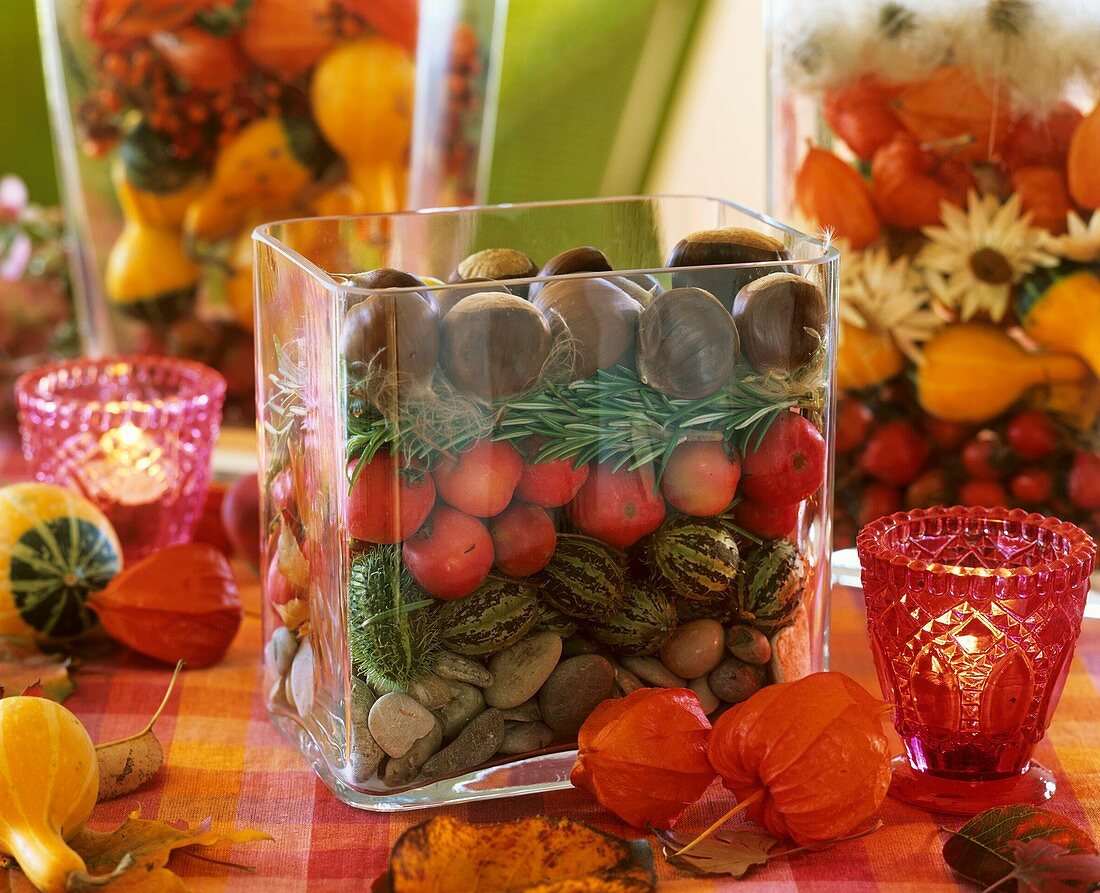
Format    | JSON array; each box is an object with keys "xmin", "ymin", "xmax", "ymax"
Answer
[
  {"xmin": 529, "ymin": 246, "xmax": 613, "ymax": 299},
  {"xmin": 667, "ymin": 227, "xmax": 790, "ymax": 311},
  {"xmin": 636, "ymin": 287, "xmax": 739, "ymax": 400},
  {"xmin": 531, "ymin": 278, "xmax": 642, "ymax": 380},
  {"xmin": 449, "ymin": 248, "xmax": 538, "ymax": 289},
  {"xmin": 732, "ymin": 272, "xmax": 827, "ymax": 373},
  {"xmin": 341, "ymin": 268, "xmax": 429, "ymax": 311},
  {"xmin": 437, "ymin": 278, "xmax": 512, "ymax": 316},
  {"xmin": 441, "ymin": 292, "xmax": 552, "ymax": 402}
]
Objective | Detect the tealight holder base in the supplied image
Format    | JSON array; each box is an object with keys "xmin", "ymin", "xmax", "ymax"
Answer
[{"xmin": 887, "ymin": 755, "xmax": 1056, "ymax": 816}]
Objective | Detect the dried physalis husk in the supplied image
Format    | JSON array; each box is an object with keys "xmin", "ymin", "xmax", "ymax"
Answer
[
  {"xmin": 636, "ymin": 286, "xmax": 739, "ymax": 399},
  {"xmin": 440, "ymin": 292, "xmax": 552, "ymax": 402},
  {"xmin": 96, "ymin": 661, "xmax": 182, "ymax": 800},
  {"xmin": 531, "ymin": 277, "xmax": 642, "ymax": 380},
  {"xmin": 732, "ymin": 272, "xmax": 827, "ymax": 373},
  {"xmin": 667, "ymin": 227, "xmax": 790, "ymax": 311}
]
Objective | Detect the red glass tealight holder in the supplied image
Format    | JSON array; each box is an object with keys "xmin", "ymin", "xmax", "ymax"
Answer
[
  {"xmin": 856, "ymin": 505, "xmax": 1096, "ymax": 815},
  {"xmin": 16, "ymin": 357, "xmax": 226, "ymax": 561}
]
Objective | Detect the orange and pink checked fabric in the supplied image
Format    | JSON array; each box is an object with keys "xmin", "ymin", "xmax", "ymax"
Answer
[{"xmin": 66, "ymin": 581, "xmax": 1100, "ymax": 892}]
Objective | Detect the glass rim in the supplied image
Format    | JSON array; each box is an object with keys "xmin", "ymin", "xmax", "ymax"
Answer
[
  {"xmin": 855, "ymin": 505, "xmax": 1098, "ymax": 580},
  {"xmin": 14, "ymin": 355, "xmax": 227, "ymax": 416},
  {"xmin": 252, "ymin": 193, "xmax": 841, "ymax": 296}
]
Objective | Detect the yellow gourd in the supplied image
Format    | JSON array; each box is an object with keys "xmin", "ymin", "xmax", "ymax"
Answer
[
  {"xmin": 916, "ymin": 322, "xmax": 1088, "ymax": 422},
  {"xmin": 311, "ymin": 38, "xmax": 414, "ymax": 213},
  {"xmin": 225, "ymin": 228, "xmax": 255, "ymax": 331},
  {"xmin": 1031, "ymin": 379, "xmax": 1100, "ymax": 431},
  {"xmin": 184, "ymin": 116, "xmax": 324, "ymax": 244},
  {"xmin": 0, "ymin": 697, "xmax": 98, "ymax": 892},
  {"xmin": 1017, "ymin": 270, "xmax": 1100, "ymax": 378},
  {"xmin": 837, "ymin": 323, "xmax": 905, "ymax": 389},
  {"xmin": 112, "ymin": 159, "xmax": 204, "ymax": 230}
]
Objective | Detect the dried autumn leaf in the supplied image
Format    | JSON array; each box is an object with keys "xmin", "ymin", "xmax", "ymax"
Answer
[
  {"xmin": 277, "ymin": 514, "xmax": 310, "ymax": 590},
  {"xmin": 96, "ymin": 662, "xmax": 181, "ymax": 801},
  {"xmin": 384, "ymin": 816, "xmax": 655, "ymax": 893},
  {"xmin": 0, "ymin": 638, "xmax": 73, "ymax": 702},
  {"xmin": 942, "ymin": 805, "xmax": 1099, "ymax": 891},
  {"xmin": 1003, "ymin": 839, "xmax": 1100, "ymax": 893}
]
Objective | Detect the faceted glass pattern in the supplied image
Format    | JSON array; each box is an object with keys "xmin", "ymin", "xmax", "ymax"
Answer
[
  {"xmin": 15, "ymin": 357, "xmax": 226, "ymax": 561},
  {"xmin": 857, "ymin": 506, "xmax": 1095, "ymax": 810}
]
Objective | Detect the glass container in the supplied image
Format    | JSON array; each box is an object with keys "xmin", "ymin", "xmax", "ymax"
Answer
[
  {"xmin": 15, "ymin": 356, "xmax": 225, "ymax": 561},
  {"xmin": 857, "ymin": 505, "xmax": 1096, "ymax": 814},
  {"xmin": 768, "ymin": 0, "xmax": 1100, "ymax": 547},
  {"xmin": 254, "ymin": 195, "xmax": 838, "ymax": 809}
]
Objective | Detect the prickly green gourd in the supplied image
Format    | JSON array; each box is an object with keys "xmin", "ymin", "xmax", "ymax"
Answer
[
  {"xmin": 0, "ymin": 697, "xmax": 98, "ymax": 893},
  {"xmin": 437, "ymin": 578, "xmax": 539, "ymax": 655}
]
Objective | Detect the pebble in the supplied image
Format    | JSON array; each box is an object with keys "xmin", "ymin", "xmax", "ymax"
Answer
[
  {"xmin": 659, "ymin": 619, "xmax": 726, "ymax": 679},
  {"xmin": 267, "ymin": 626, "xmax": 299, "ymax": 676},
  {"xmin": 268, "ymin": 679, "xmax": 285, "ymax": 709},
  {"xmin": 561, "ymin": 636, "xmax": 601, "ymax": 658},
  {"xmin": 382, "ymin": 721, "xmax": 444, "ymax": 787},
  {"xmin": 613, "ymin": 663, "xmax": 644, "ymax": 696},
  {"xmin": 709, "ymin": 657, "xmax": 767, "ymax": 704},
  {"xmin": 621, "ymin": 655, "xmax": 686, "ymax": 689},
  {"xmin": 348, "ymin": 723, "xmax": 385, "ymax": 784},
  {"xmin": 422, "ymin": 708, "xmax": 505, "ymax": 777},
  {"xmin": 485, "ymin": 633, "xmax": 562, "ymax": 709},
  {"xmin": 408, "ymin": 673, "xmax": 453, "ymax": 710},
  {"xmin": 498, "ymin": 721, "xmax": 555, "ymax": 755},
  {"xmin": 538, "ymin": 655, "xmax": 616, "ymax": 736},
  {"xmin": 499, "ymin": 700, "xmax": 541, "ymax": 722},
  {"xmin": 725, "ymin": 625, "xmax": 772, "ymax": 666},
  {"xmin": 434, "ymin": 651, "xmax": 494, "ymax": 688},
  {"xmin": 368, "ymin": 692, "xmax": 438, "ymax": 758},
  {"xmin": 687, "ymin": 675, "xmax": 720, "ymax": 715},
  {"xmin": 289, "ymin": 637, "xmax": 316, "ymax": 719},
  {"xmin": 436, "ymin": 682, "xmax": 485, "ymax": 739},
  {"xmin": 350, "ymin": 678, "xmax": 377, "ymax": 727}
]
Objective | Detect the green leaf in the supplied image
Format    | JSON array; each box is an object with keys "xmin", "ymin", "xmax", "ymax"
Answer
[
  {"xmin": 942, "ymin": 805, "xmax": 1098, "ymax": 890},
  {"xmin": 654, "ymin": 826, "xmax": 777, "ymax": 878}
]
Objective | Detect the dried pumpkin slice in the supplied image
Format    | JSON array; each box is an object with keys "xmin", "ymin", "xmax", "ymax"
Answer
[{"xmin": 387, "ymin": 816, "xmax": 655, "ymax": 893}]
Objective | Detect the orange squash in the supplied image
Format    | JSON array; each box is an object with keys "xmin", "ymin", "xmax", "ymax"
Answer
[
  {"xmin": 707, "ymin": 673, "xmax": 891, "ymax": 845},
  {"xmin": 795, "ymin": 146, "xmax": 881, "ymax": 249},
  {"xmin": 895, "ymin": 66, "xmax": 1009, "ymax": 161},
  {"xmin": 1068, "ymin": 99, "xmax": 1100, "ymax": 210},
  {"xmin": 872, "ymin": 133, "xmax": 968, "ymax": 229},
  {"xmin": 1011, "ymin": 166, "xmax": 1070, "ymax": 233},
  {"xmin": 241, "ymin": 0, "xmax": 339, "ymax": 78}
]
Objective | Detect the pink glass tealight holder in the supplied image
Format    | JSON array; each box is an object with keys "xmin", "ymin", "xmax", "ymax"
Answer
[
  {"xmin": 856, "ymin": 505, "xmax": 1096, "ymax": 815},
  {"xmin": 16, "ymin": 357, "xmax": 226, "ymax": 562}
]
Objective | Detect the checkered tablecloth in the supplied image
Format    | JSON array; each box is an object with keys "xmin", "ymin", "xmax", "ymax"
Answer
[{"xmin": 65, "ymin": 577, "xmax": 1100, "ymax": 892}]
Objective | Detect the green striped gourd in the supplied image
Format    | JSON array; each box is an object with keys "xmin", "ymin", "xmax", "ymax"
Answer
[
  {"xmin": 534, "ymin": 600, "xmax": 578, "ymax": 638},
  {"xmin": 585, "ymin": 581, "xmax": 678, "ymax": 655},
  {"xmin": 734, "ymin": 538, "xmax": 805, "ymax": 632},
  {"xmin": 541, "ymin": 535, "xmax": 627, "ymax": 620},
  {"xmin": 437, "ymin": 578, "xmax": 538, "ymax": 655},
  {"xmin": 646, "ymin": 515, "xmax": 740, "ymax": 603}
]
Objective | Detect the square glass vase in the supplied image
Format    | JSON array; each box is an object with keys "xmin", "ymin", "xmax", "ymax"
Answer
[{"xmin": 254, "ymin": 195, "xmax": 839, "ymax": 810}]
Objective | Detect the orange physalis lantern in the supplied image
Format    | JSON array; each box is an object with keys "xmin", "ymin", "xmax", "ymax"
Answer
[
  {"xmin": 823, "ymin": 75, "xmax": 905, "ymax": 161},
  {"xmin": 707, "ymin": 673, "xmax": 891, "ymax": 845},
  {"xmin": 1011, "ymin": 167, "xmax": 1070, "ymax": 234},
  {"xmin": 571, "ymin": 688, "xmax": 716, "ymax": 830},
  {"xmin": 895, "ymin": 66, "xmax": 1009, "ymax": 162},
  {"xmin": 871, "ymin": 133, "xmax": 969, "ymax": 229},
  {"xmin": 796, "ymin": 146, "xmax": 881, "ymax": 248}
]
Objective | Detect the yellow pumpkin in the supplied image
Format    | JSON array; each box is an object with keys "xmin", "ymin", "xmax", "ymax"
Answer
[
  {"xmin": 311, "ymin": 38, "xmax": 414, "ymax": 213},
  {"xmin": 1031, "ymin": 380, "xmax": 1100, "ymax": 432},
  {"xmin": 1017, "ymin": 270, "xmax": 1100, "ymax": 378},
  {"xmin": 0, "ymin": 483, "xmax": 122, "ymax": 640},
  {"xmin": 0, "ymin": 696, "xmax": 99, "ymax": 893},
  {"xmin": 916, "ymin": 322, "xmax": 1087, "ymax": 422},
  {"xmin": 837, "ymin": 323, "xmax": 904, "ymax": 389},
  {"xmin": 113, "ymin": 160, "xmax": 204, "ymax": 230},
  {"xmin": 184, "ymin": 116, "xmax": 325, "ymax": 244},
  {"xmin": 105, "ymin": 222, "xmax": 200, "ymax": 324},
  {"xmin": 225, "ymin": 228, "xmax": 255, "ymax": 331}
]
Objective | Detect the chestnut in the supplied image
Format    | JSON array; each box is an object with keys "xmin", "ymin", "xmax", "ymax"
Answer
[
  {"xmin": 449, "ymin": 248, "xmax": 538, "ymax": 296},
  {"xmin": 441, "ymin": 292, "xmax": 551, "ymax": 402},
  {"xmin": 732, "ymin": 272, "xmax": 827, "ymax": 373},
  {"xmin": 436, "ymin": 278, "xmax": 512, "ymax": 317},
  {"xmin": 636, "ymin": 287, "xmax": 739, "ymax": 399},
  {"xmin": 667, "ymin": 227, "xmax": 790, "ymax": 311},
  {"xmin": 529, "ymin": 246, "xmax": 613, "ymax": 299},
  {"xmin": 531, "ymin": 278, "xmax": 642, "ymax": 380},
  {"xmin": 341, "ymin": 268, "xmax": 429, "ymax": 311}
]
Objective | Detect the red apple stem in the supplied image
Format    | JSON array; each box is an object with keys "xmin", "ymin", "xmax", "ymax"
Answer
[{"xmin": 670, "ymin": 789, "xmax": 766, "ymax": 858}]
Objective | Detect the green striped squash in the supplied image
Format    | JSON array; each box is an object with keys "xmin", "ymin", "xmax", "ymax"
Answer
[
  {"xmin": 533, "ymin": 600, "xmax": 578, "ymax": 638},
  {"xmin": 541, "ymin": 535, "xmax": 627, "ymax": 620},
  {"xmin": 646, "ymin": 515, "xmax": 740, "ymax": 603},
  {"xmin": 438, "ymin": 578, "xmax": 539, "ymax": 655},
  {"xmin": 585, "ymin": 580, "xmax": 677, "ymax": 656},
  {"xmin": 734, "ymin": 539, "xmax": 805, "ymax": 633}
]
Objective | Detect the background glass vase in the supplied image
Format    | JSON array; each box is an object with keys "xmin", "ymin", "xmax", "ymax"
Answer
[
  {"xmin": 767, "ymin": 0, "xmax": 1100, "ymax": 546},
  {"xmin": 857, "ymin": 505, "xmax": 1096, "ymax": 814},
  {"xmin": 254, "ymin": 196, "xmax": 837, "ymax": 809}
]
